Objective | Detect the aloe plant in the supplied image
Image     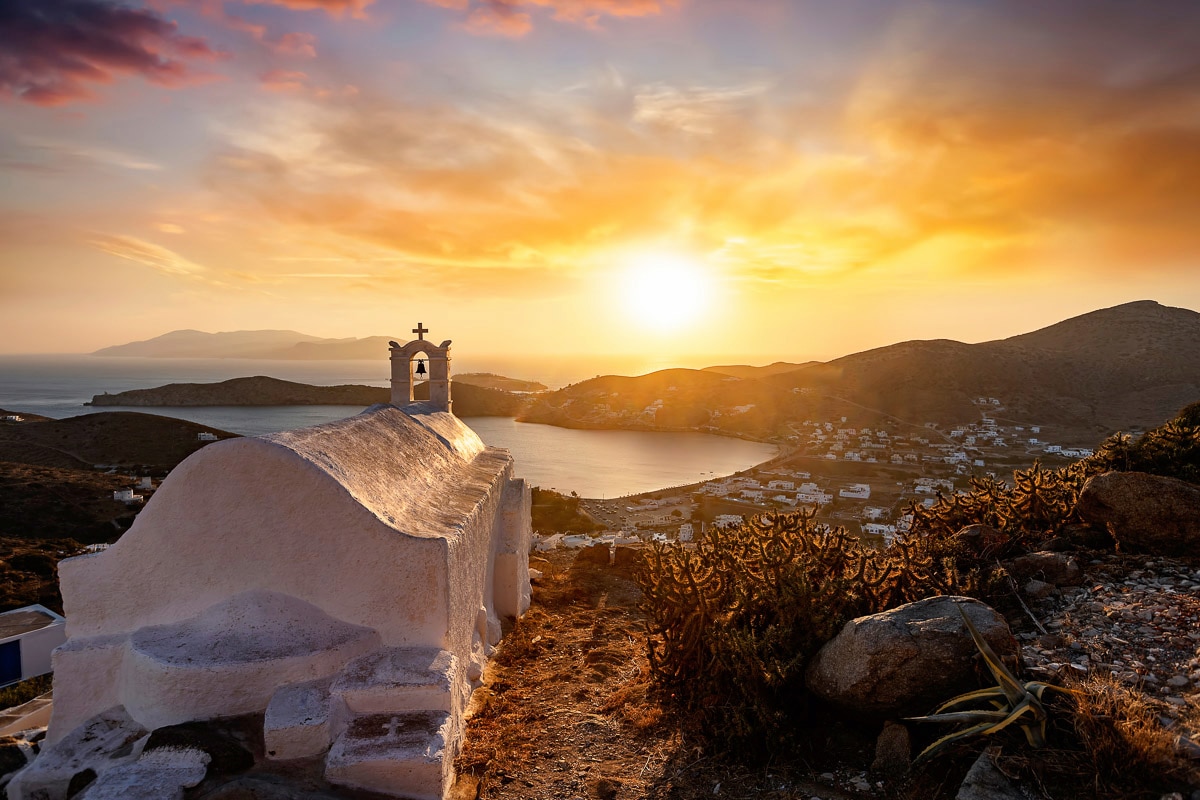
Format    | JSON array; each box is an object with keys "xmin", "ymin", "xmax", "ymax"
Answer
[{"xmin": 907, "ymin": 604, "xmax": 1078, "ymax": 764}]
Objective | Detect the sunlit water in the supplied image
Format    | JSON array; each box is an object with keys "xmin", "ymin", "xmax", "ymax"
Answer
[{"xmin": 0, "ymin": 355, "xmax": 777, "ymax": 497}]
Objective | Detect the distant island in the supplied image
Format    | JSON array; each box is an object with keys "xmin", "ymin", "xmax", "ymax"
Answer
[
  {"xmin": 87, "ymin": 376, "xmax": 529, "ymax": 417},
  {"xmin": 92, "ymin": 329, "xmax": 410, "ymax": 360}
]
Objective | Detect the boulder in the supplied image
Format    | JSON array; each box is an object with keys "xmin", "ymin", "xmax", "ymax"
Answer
[
  {"xmin": 1022, "ymin": 579, "xmax": 1055, "ymax": 600},
  {"xmin": 575, "ymin": 544, "xmax": 611, "ymax": 566},
  {"xmin": 0, "ymin": 737, "xmax": 31, "ymax": 783},
  {"xmin": 4, "ymin": 707, "xmax": 148, "ymax": 800},
  {"xmin": 1005, "ymin": 551, "xmax": 1082, "ymax": 587},
  {"xmin": 1076, "ymin": 471, "xmax": 1200, "ymax": 556},
  {"xmin": 805, "ymin": 596, "xmax": 1017, "ymax": 716},
  {"xmin": 612, "ymin": 546, "xmax": 644, "ymax": 570},
  {"xmin": 957, "ymin": 746, "xmax": 1025, "ymax": 800},
  {"xmin": 870, "ymin": 722, "xmax": 910, "ymax": 777}
]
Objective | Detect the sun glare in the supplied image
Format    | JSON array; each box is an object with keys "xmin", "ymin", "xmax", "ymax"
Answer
[{"xmin": 621, "ymin": 252, "xmax": 714, "ymax": 332}]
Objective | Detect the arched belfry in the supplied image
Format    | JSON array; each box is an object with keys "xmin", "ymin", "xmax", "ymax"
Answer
[{"xmin": 389, "ymin": 322, "xmax": 452, "ymax": 413}]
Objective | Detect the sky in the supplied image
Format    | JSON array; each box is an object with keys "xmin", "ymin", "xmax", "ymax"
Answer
[{"xmin": 1, "ymin": 0, "xmax": 1199, "ymax": 370}]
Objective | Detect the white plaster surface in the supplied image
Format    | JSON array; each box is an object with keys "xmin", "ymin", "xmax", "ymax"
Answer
[
  {"xmin": 332, "ymin": 648, "xmax": 458, "ymax": 715},
  {"xmin": 121, "ymin": 591, "xmax": 380, "ymax": 730},
  {"xmin": 6, "ymin": 707, "xmax": 147, "ymax": 800},
  {"xmin": 46, "ymin": 635, "xmax": 126, "ymax": 745},
  {"xmin": 325, "ymin": 711, "xmax": 453, "ymax": 800},
  {"xmin": 264, "ymin": 677, "xmax": 337, "ymax": 761},
  {"xmin": 79, "ymin": 746, "xmax": 210, "ymax": 800},
  {"xmin": 58, "ymin": 405, "xmax": 507, "ymax": 647},
  {"xmin": 49, "ymin": 402, "xmax": 533, "ymax": 798}
]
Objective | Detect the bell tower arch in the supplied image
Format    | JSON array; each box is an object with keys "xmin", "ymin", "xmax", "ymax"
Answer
[{"xmin": 389, "ymin": 323, "xmax": 452, "ymax": 414}]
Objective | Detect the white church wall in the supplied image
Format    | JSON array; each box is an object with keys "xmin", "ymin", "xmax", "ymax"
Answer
[{"xmin": 49, "ymin": 405, "xmax": 530, "ymax": 749}]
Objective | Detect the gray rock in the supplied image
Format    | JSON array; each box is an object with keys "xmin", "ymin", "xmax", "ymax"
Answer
[
  {"xmin": 1023, "ymin": 579, "xmax": 1055, "ymax": 600},
  {"xmin": 78, "ymin": 746, "xmax": 209, "ymax": 800},
  {"xmin": 1076, "ymin": 472, "xmax": 1200, "ymax": 556},
  {"xmin": 805, "ymin": 596, "xmax": 1017, "ymax": 716},
  {"xmin": 1006, "ymin": 552, "xmax": 1082, "ymax": 587},
  {"xmin": 870, "ymin": 722, "xmax": 910, "ymax": 776},
  {"xmin": 5, "ymin": 707, "xmax": 148, "ymax": 800},
  {"xmin": 0, "ymin": 738, "xmax": 31, "ymax": 782},
  {"xmin": 957, "ymin": 746, "xmax": 1026, "ymax": 800}
]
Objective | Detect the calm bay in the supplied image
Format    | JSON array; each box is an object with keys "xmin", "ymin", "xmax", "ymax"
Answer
[{"xmin": 0, "ymin": 355, "xmax": 778, "ymax": 498}]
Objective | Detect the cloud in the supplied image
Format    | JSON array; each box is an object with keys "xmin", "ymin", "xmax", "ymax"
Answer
[
  {"xmin": 0, "ymin": 135, "xmax": 164, "ymax": 172},
  {"xmin": 242, "ymin": 0, "xmax": 375, "ymax": 17},
  {"xmin": 181, "ymin": 0, "xmax": 1200, "ymax": 298},
  {"xmin": 0, "ymin": 0, "xmax": 224, "ymax": 106},
  {"xmin": 462, "ymin": 4, "xmax": 532, "ymax": 37},
  {"xmin": 260, "ymin": 69, "xmax": 310, "ymax": 91},
  {"xmin": 273, "ymin": 31, "xmax": 317, "ymax": 56},
  {"xmin": 433, "ymin": 0, "xmax": 676, "ymax": 36},
  {"xmin": 91, "ymin": 234, "xmax": 212, "ymax": 278}
]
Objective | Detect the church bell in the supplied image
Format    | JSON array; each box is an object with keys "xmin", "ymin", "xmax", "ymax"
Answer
[{"xmin": 415, "ymin": 358, "xmax": 427, "ymax": 377}]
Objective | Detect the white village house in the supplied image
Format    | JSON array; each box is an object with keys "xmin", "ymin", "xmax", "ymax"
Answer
[{"xmin": 15, "ymin": 325, "xmax": 532, "ymax": 800}]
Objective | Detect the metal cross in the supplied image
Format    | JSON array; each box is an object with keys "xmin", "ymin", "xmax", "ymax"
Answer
[
  {"xmin": 412, "ymin": 323, "xmax": 428, "ymax": 340},
  {"xmin": 383, "ymin": 717, "xmax": 401, "ymax": 738}
]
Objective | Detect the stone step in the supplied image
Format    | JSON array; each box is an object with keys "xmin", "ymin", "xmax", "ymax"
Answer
[
  {"xmin": 264, "ymin": 677, "xmax": 335, "ymax": 761},
  {"xmin": 324, "ymin": 711, "xmax": 453, "ymax": 800},
  {"xmin": 330, "ymin": 647, "xmax": 459, "ymax": 715}
]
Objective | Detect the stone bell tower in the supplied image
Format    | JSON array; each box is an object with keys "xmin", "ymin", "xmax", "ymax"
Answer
[{"xmin": 389, "ymin": 323, "xmax": 452, "ymax": 414}]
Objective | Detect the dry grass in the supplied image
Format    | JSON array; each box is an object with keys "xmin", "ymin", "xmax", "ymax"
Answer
[{"xmin": 982, "ymin": 674, "xmax": 1200, "ymax": 799}]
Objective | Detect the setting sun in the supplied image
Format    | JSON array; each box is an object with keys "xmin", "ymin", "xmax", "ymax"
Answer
[{"xmin": 621, "ymin": 252, "xmax": 714, "ymax": 332}]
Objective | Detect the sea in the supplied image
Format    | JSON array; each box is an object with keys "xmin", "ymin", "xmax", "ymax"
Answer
[{"xmin": 0, "ymin": 355, "xmax": 778, "ymax": 499}]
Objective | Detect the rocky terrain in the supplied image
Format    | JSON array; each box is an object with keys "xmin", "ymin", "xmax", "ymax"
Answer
[{"xmin": 0, "ymin": 412, "xmax": 239, "ymax": 615}]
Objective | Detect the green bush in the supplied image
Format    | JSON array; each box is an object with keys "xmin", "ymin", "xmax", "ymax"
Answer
[{"xmin": 638, "ymin": 509, "xmax": 978, "ymax": 747}]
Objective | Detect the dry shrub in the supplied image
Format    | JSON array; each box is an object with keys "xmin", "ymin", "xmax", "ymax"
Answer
[
  {"xmin": 978, "ymin": 675, "xmax": 1200, "ymax": 799},
  {"xmin": 601, "ymin": 665, "xmax": 662, "ymax": 731},
  {"xmin": 1064, "ymin": 675, "xmax": 1200, "ymax": 796},
  {"xmin": 637, "ymin": 509, "xmax": 980, "ymax": 750}
]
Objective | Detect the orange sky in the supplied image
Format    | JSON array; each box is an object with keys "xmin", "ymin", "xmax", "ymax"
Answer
[{"xmin": 2, "ymin": 0, "xmax": 1199, "ymax": 367}]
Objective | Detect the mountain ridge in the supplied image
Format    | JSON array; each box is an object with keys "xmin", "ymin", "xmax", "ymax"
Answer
[{"xmin": 521, "ymin": 301, "xmax": 1200, "ymax": 443}]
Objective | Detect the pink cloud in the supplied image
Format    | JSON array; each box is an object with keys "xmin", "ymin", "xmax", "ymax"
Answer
[
  {"xmin": 434, "ymin": 0, "xmax": 676, "ymax": 37},
  {"xmin": 260, "ymin": 68, "xmax": 309, "ymax": 91},
  {"xmin": 273, "ymin": 31, "xmax": 317, "ymax": 56},
  {"xmin": 462, "ymin": 4, "xmax": 533, "ymax": 37},
  {"xmin": 242, "ymin": 0, "xmax": 375, "ymax": 17},
  {"xmin": 0, "ymin": 0, "xmax": 225, "ymax": 106}
]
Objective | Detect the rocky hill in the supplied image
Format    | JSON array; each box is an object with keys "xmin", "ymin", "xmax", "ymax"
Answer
[
  {"xmin": 0, "ymin": 462, "xmax": 139, "ymax": 543},
  {"xmin": 0, "ymin": 412, "xmax": 237, "ymax": 470},
  {"xmin": 88, "ymin": 376, "xmax": 528, "ymax": 417},
  {"xmin": 523, "ymin": 301, "xmax": 1200, "ymax": 443},
  {"xmin": 457, "ymin": 373, "xmax": 548, "ymax": 393},
  {"xmin": 89, "ymin": 376, "xmax": 386, "ymax": 407}
]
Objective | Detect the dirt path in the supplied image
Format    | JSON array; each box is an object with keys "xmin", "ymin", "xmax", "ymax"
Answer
[{"xmin": 453, "ymin": 550, "xmax": 867, "ymax": 800}]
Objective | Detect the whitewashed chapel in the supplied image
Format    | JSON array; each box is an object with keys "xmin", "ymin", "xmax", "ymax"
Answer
[{"xmin": 21, "ymin": 326, "xmax": 532, "ymax": 799}]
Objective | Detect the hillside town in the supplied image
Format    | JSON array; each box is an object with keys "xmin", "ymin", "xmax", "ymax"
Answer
[{"xmin": 542, "ymin": 397, "xmax": 1097, "ymax": 551}]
